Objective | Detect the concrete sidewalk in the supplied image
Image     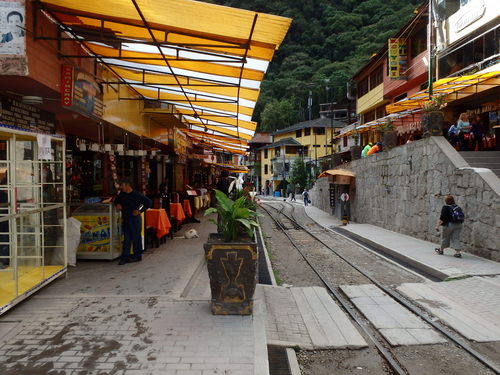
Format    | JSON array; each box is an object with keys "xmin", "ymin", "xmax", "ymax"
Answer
[
  {"xmin": 0, "ymin": 217, "xmax": 269, "ymax": 375},
  {"xmin": 303, "ymin": 205, "xmax": 500, "ymax": 280}
]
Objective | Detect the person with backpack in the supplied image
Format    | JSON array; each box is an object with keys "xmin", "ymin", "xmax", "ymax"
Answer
[
  {"xmin": 302, "ymin": 189, "xmax": 310, "ymax": 206},
  {"xmin": 435, "ymin": 195, "xmax": 464, "ymax": 258}
]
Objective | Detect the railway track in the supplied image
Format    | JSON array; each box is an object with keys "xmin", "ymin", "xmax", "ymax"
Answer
[{"xmin": 260, "ymin": 200, "xmax": 500, "ymax": 375}]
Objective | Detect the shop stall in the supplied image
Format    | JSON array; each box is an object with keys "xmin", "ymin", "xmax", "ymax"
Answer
[{"xmin": 0, "ymin": 126, "xmax": 67, "ymax": 315}]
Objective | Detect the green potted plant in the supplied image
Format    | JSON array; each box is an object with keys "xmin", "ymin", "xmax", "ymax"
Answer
[
  {"xmin": 204, "ymin": 189, "xmax": 259, "ymax": 315},
  {"xmin": 379, "ymin": 120, "xmax": 398, "ymax": 149},
  {"xmin": 421, "ymin": 94, "xmax": 447, "ymax": 137}
]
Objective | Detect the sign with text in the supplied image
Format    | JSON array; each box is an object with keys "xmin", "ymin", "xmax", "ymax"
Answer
[
  {"xmin": 388, "ymin": 38, "xmax": 407, "ymax": 79},
  {"xmin": 60, "ymin": 65, "xmax": 103, "ymax": 119},
  {"xmin": 0, "ymin": 95, "xmax": 56, "ymax": 133}
]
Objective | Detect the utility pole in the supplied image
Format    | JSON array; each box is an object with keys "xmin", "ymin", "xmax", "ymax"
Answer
[
  {"xmin": 308, "ymin": 90, "xmax": 312, "ymax": 121},
  {"xmin": 427, "ymin": 0, "xmax": 434, "ymax": 98}
]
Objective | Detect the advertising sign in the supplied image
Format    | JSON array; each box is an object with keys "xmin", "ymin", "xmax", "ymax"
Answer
[
  {"xmin": 0, "ymin": 95, "xmax": 56, "ymax": 133},
  {"xmin": 60, "ymin": 65, "xmax": 103, "ymax": 119},
  {"xmin": 0, "ymin": 1, "xmax": 24, "ymax": 56},
  {"xmin": 75, "ymin": 215, "xmax": 111, "ymax": 253},
  {"xmin": 388, "ymin": 38, "xmax": 408, "ymax": 79}
]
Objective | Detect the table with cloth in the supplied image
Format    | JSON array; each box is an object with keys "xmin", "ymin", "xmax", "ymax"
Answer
[
  {"xmin": 169, "ymin": 203, "xmax": 186, "ymax": 222},
  {"xmin": 183, "ymin": 199, "xmax": 193, "ymax": 218},
  {"xmin": 145, "ymin": 209, "xmax": 171, "ymax": 238}
]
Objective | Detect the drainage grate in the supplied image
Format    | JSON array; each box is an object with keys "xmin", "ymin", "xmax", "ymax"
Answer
[{"xmin": 268, "ymin": 345, "xmax": 291, "ymax": 375}]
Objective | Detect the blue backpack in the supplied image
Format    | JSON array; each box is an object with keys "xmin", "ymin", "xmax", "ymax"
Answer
[{"xmin": 450, "ymin": 204, "xmax": 465, "ymax": 223}]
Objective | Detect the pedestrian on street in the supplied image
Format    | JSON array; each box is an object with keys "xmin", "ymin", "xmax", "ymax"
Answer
[
  {"xmin": 435, "ymin": 194, "xmax": 464, "ymax": 258},
  {"xmin": 288, "ymin": 182, "xmax": 296, "ymax": 201},
  {"xmin": 361, "ymin": 142, "xmax": 372, "ymax": 158},
  {"xmin": 457, "ymin": 112, "xmax": 472, "ymax": 150},
  {"xmin": 115, "ymin": 178, "xmax": 152, "ymax": 265},
  {"xmin": 302, "ymin": 189, "xmax": 309, "ymax": 206}
]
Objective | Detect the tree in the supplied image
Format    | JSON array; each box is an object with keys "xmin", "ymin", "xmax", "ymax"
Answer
[
  {"xmin": 260, "ymin": 98, "xmax": 299, "ymax": 131},
  {"xmin": 289, "ymin": 157, "xmax": 308, "ymax": 191}
]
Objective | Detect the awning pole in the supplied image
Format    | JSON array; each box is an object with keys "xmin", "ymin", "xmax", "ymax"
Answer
[{"xmin": 427, "ymin": 0, "xmax": 434, "ymax": 98}]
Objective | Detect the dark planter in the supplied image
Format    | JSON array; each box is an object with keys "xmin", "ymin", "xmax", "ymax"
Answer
[
  {"xmin": 350, "ymin": 145, "xmax": 363, "ymax": 160},
  {"xmin": 382, "ymin": 130, "xmax": 398, "ymax": 149},
  {"xmin": 204, "ymin": 233, "xmax": 258, "ymax": 315},
  {"xmin": 422, "ymin": 111, "xmax": 444, "ymax": 137}
]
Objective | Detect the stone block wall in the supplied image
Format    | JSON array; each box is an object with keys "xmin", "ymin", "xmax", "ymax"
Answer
[{"xmin": 310, "ymin": 136, "xmax": 500, "ymax": 261}]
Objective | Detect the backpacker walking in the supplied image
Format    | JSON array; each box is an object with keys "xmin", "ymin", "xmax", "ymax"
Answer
[{"xmin": 435, "ymin": 195, "xmax": 464, "ymax": 258}]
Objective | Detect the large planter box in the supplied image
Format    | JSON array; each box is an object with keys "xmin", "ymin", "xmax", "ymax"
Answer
[
  {"xmin": 422, "ymin": 111, "xmax": 444, "ymax": 137},
  {"xmin": 204, "ymin": 233, "xmax": 258, "ymax": 315}
]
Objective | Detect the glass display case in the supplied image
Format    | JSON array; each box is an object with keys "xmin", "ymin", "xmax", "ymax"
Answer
[
  {"xmin": 72, "ymin": 203, "xmax": 122, "ymax": 260},
  {"xmin": 0, "ymin": 127, "xmax": 67, "ymax": 315}
]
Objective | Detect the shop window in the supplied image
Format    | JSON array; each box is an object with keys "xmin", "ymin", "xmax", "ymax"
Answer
[
  {"xmin": 296, "ymin": 129, "xmax": 302, "ymax": 137},
  {"xmin": 264, "ymin": 164, "xmax": 268, "ymax": 174},
  {"xmin": 358, "ymin": 77, "xmax": 369, "ymax": 97},
  {"xmin": 411, "ymin": 26, "xmax": 427, "ymax": 59},
  {"xmin": 315, "ymin": 127, "xmax": 325, "ymax": 135},
  {"xmin": 370, "ymin": 66, "xmax": 383, "ymax": 89},
  {"xmin": 264, "ymin": 149, "xmax": 268, "ymax": 159},
  {"xmin": 304, "ymin": 128, "xmax": 311, "ymax": 136}
]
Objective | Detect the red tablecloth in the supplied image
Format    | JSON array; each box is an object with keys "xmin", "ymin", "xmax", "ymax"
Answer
[
  {"xmin": 169, "ymin": 203, "xmax": 186, "ymax": 222},
  {"xmin": 183, "ymin": 199, "xmax": 193, "ymax": 218},
  {"xmin": 146, "ymin": 209, "xmax": 171, "ymax": 238}
]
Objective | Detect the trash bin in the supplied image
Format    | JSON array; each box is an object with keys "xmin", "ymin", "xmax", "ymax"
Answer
[{"xmin": 274, "ymin": 191, "xmax": 280, "ymax": 197}]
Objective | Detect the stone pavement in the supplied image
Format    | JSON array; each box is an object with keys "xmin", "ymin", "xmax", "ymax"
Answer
[
  {"xmin": 0, "ymin": 218, "xmax": 269, "ymax": 375},
  {"xmin": 262, "ymin": 285, "xmax": 367, "ymax": 349},
  {"xmin": 303, "ymin": 204, "xmax": 500, "ymax": 280},
  {"xmin": 398, "ymin": 276, "xmax": 500, "ymax": 342},
  {"xmin": 340, "ymin": 284, "xmax": 446, "ymax": 346}
]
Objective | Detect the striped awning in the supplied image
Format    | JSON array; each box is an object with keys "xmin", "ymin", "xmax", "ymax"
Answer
[{"xmin": 39, "ymin": 0, "xmax": 291, "ymax": 153}]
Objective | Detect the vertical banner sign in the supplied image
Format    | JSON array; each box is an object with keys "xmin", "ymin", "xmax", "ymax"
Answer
[
  {"xmin": 388, "ymin": 39, "xmax": 408, "ymax": 79},
  {"xmin": 141, "ymin": 156, "xmax": 147, "ymax": 194},
  {"xmin": 61, "ymin": 65, "xmax": 74, "ymax": 106}
]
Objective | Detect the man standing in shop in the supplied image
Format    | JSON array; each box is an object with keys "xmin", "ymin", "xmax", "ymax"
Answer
[{"xmin": 115, "ymin": 178, "xmax": 152, "ymax": 265}]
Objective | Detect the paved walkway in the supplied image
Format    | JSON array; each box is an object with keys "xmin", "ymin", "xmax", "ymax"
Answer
[
  {"xmin": 0, "ymin": 218, "xmax": 269, "ymax": 375},
  {"xmin": 398, "ymin": 276, "xmax": 500, "ymax": 342},
  {"xmin": 340, "ymin": 284, "xmax": 446, "ymax": 346},
  {"xmin": 303, "ymin": 205, "xmax": 500, "ymax": 280}
]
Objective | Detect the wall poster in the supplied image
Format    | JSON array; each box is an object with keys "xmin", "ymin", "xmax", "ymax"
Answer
[{"xmin": 0, "ymin": 1, "xmax": 25, "ymax": 56}]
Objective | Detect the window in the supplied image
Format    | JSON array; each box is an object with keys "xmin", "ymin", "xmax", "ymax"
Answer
[
  {"xmin": 264, "ymin": 149, "xmax": 268, "ymax": 159},
  {"xmin": 296, "ymin": 129, "xmax": 302, "ymax": 137},
  {"xmin": 275, "ymin": 147, "xmax": 280, "ymax": 156},
  {"xmin": 363, "ymin": 110, "xmax": 376, "ymax": 123},
  {"xmin": 264, "ymin": 164, "xmax": 268, "ymax": 174},
  {"xmin": 304, "ymin": 128, "xmax": 311, "ymax": 136},
  {"xmin": 285, "ymin": 163, "xmax": 290, "ymax": 172},
  {"xmin": 370, "ymin": 66, "xmax": 383, "ymax": 89},
  {"xmin": 358, "ymin": 77, "xmax": 369, "ymax": 97},
  {"xmin": 411, "ymin": 26, "xmax": 427, "ymax": 59},
  {"xmin": 314, "ymin": 127, "xmax": 325, "ymax": 135},
  {"xmin": 343, "ymin": 136, "xmax": 348, "ymax": 147},
  {"xmin": 394, "ymin": 93, "xmax": 407, "ymax": 102}
]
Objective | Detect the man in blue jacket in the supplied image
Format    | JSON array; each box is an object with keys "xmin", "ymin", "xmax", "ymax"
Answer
[{"xmin": 115, "ymin": 178, "xmax": 152, "ymax": 265}]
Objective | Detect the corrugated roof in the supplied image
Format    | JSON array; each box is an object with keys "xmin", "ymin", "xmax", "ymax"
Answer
[{"xmin": 258, "ymin": 137, "xmax": 301, "ymax": 150}]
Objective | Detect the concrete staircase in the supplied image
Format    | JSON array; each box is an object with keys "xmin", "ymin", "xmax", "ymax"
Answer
[{"xmin": 460, "ymin": 151, "xmax": 500, "ymax": 178}]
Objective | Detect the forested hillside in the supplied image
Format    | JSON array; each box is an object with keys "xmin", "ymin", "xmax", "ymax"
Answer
[{"xmin": 206, "ymin": 0, "xmax": 423, "ymax": 130}]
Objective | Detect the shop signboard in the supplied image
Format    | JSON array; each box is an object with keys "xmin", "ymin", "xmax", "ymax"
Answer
[
  {"xmin": 75, "ymin": 215, "xmax": 112, "ymax": 253},
  {"xmin": 388, "ymin": 38, "xmax": 407, "ymax": 79},
  {"xmin": 60, "ymin": 65, "xmax": 103, "ymax": 119},
  {"xmin": 0, "ymin": 95, "xmax": 56, "ymax": 133}
]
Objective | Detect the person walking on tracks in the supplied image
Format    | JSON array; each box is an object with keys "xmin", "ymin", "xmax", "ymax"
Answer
[
  {"xmin": 115, "ymin": 178, "xmax": 152, "ymax": 265},
  {"xmin": 435, "ymin": 194, "xmax": 464, "ymax": 258}
]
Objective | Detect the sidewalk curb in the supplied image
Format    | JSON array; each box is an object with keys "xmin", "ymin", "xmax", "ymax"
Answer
[
  {"xmin": 257, "ymin": 221, "xmax": 302, "ymax": 375},
  {"xmin": 335, "ymin": 226, "xmax": 449, "ymax": 280}
]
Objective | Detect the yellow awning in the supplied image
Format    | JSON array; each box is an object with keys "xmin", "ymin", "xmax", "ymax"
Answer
[
  {"xmin": 386, "ymin": 71, "xmax": 500, "ymax": 114},
  {"xmin": 39, "ymin": 0, "xmax": 291, "ymax": 152}
]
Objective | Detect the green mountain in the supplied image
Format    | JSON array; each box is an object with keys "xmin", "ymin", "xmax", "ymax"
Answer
[{"xmin": 206, "ymin": 0, "xmax": 423, "ymax": 131}]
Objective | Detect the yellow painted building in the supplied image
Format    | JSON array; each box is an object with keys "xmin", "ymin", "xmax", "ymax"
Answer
[{"xmin": 259, "ymin": 117, "xmax": 343, "ymax": 193}]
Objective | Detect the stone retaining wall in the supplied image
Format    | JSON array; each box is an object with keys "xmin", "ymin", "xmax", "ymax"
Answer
[{"xmin": 310, "ymin": 137, "xmax": 500, "ymax": 261}]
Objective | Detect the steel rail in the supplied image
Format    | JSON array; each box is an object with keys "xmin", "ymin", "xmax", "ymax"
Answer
[
  {"xmin": 259, "ymin": 203, "xmax": 409, "ymax": 375},
  {"xmin": 263, "ymin": 201, "xmax": 500, "ymax": 375}
]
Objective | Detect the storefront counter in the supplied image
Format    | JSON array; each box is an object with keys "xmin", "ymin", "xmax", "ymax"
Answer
[{"xmin": 73, "ymin": 203, "xmax": 122, "ymax": 260}]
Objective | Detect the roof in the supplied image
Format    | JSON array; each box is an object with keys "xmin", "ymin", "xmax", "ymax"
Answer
[
  {"xmin": 39, "ymin": 0, "xmax": 292, "ymax": 154},
  {"xmin": 273, "ymin": 117, "xmax": 345, "ymax": 135},
  {"xmin": 258, "ymin": 137, "xmax": 301, "ymax": 150},
  {"xmin": 249, "ymin": 132, "xmax": 273, "ymax": 144}
]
